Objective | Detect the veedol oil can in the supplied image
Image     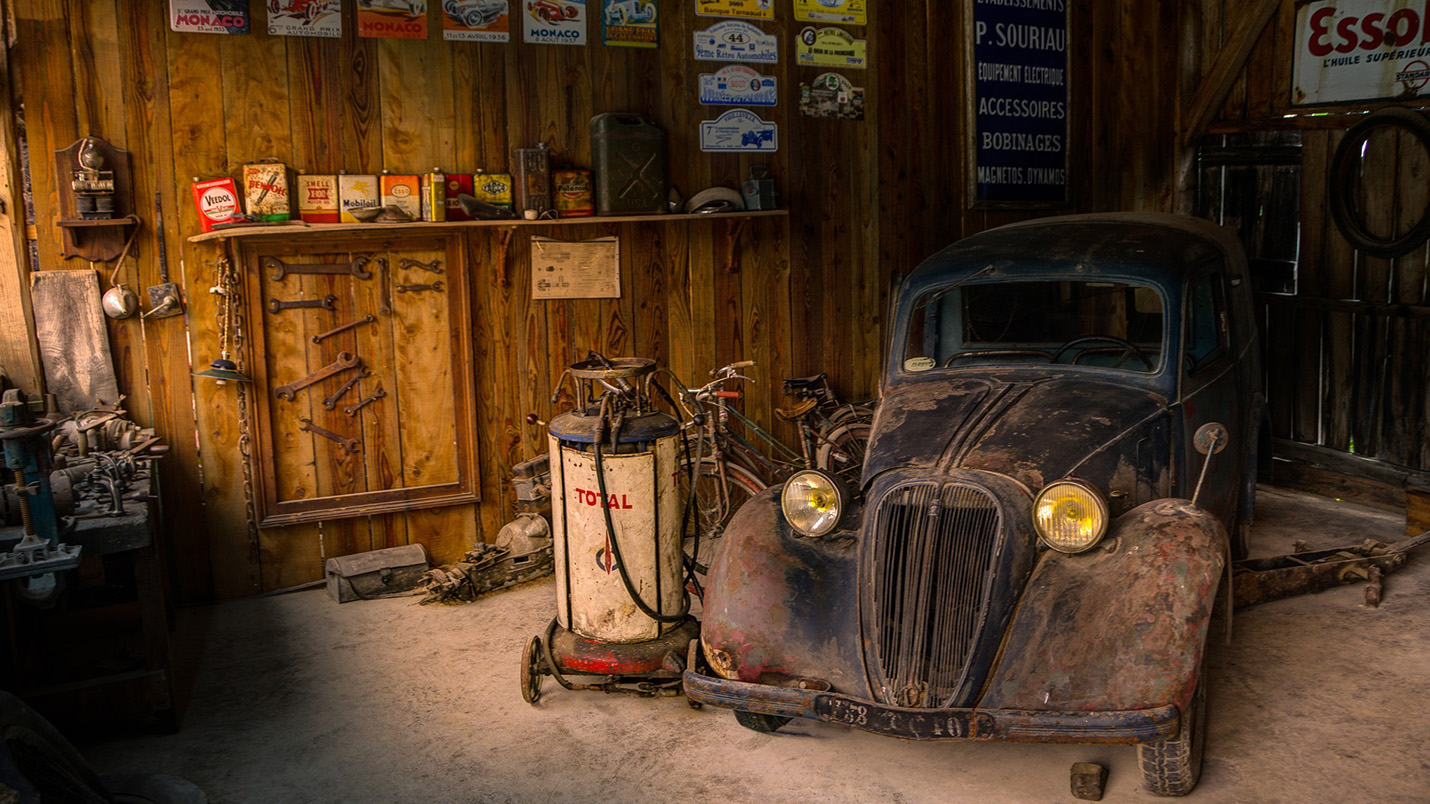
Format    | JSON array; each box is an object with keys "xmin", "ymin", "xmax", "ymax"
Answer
[
  {"xmin": 590, "ymin": 113, "xmax": 666, "ymax": 215},
  {"xmin": 191, "ymin": 177, "xmax": 240, "ymax": 232}
]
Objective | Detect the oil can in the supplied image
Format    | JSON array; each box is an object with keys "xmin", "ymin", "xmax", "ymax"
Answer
[
  {"xmin": 191, "ymin": 177, "xmax": 240, "ymax": 232},
  {"xmin": 445, "ymin": 173, "xmax": 474, "ymax": 221},
  {"xmin": 243, "ymin": 162, "xmax": 291, "ymax": 222},
  {"xmin": 338, "ymin": 173, "xmax": 380, "ymax": 223},
  {"xmin": 511, "ymin": 146, "xmax": 551, "ymax": 214},
  {"xmin": 420, "ymin": 168, "xmax": 447, "ymax": 222},
  {"xmin": 590, "ymin": 114, "xmax": 666, "ymax": 215},
  {"xmin": 380, "ymin": 171, "xmax": 421, "ymax": 220},
  {"xmin": 475, "ymin": 170, "xmax": 516, "ymax": 210},
  {"xmin": 554, "ymin": 169, "xmax": 594, "ymax": 217},
  {"xmin": 296, "ymin": 174, "xmax": 340, "ymax": 223}
]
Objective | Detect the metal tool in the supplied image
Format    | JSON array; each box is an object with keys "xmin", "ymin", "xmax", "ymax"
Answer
[
  {"xmin": 299, "ymin": 417, "xmax": 361, "ymax": 454},
  {"xmin": 264, "ymin": 255, "xmax": 374, "ymax": 281},
  {"xmin": 274, "ymin": 352, "xmax": 361, "ymax": 401},
  {"xmin": 378, "ymin": 257, "xmax": 393, "ymax": 316},
  {"xmin": 322, "ymin": 367, "xmax": 371, "ymax": 410},
  {"xmin": 145, "ymin": 193, "xmax": 184, "ymax": 318},
  {"xmin": 268, "ymin": 294, "xmax": 338, "ymax": 314},
  {"xmin": 345, "ymin": 384, "xmax": 386, "ymax": 417},
  {"xmin": 396, "ymin": 280, "xmax": 444, "ymax": 294},
  {"xmin": 399, "ymin": 257, "xmax": 444, "ymax": 275},
  {"xmin": 312, "ymin": 314, "xmax": 376, "ymax": 344},
  {"xmin": 101, "ymin": 223, "xmax": 142, "ymax": 319}
]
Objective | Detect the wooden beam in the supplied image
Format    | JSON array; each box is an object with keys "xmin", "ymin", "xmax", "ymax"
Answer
[
  {"xmin": 1180, "ymin": 0, "xmax": 1282, "ymax": 148},
  {"xmin": 0, "ymin": 0, "xmax": 43, "ymax": 395}
]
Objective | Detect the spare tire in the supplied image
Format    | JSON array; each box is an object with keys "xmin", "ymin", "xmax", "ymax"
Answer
[{"xmin": 1328, "ymin": 106, "xmax": 1430, "ymax": 258}]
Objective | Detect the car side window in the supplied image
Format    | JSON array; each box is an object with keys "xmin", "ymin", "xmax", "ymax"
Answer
[{"xmin": 1185, "ymin": 272, "xmax": 1228, "ymax": 373}]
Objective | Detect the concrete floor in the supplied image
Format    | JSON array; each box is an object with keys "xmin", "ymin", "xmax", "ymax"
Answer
[{"xmin": 79, "ymin": 486, "xmax": 1430, "ymax": 804}]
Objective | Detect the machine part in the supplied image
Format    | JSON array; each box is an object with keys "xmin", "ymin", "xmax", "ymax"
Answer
[
  {"xmin": 298, "ymin": 417, "xmax": 361, "ymax": 454},
  {"xmin": 311, "ymin": 314, "xmax": 377, "ymax": 344},
  {"xmin": 511, "ymin": 453, "xmax": 552, "ymax": 507},
  {"xmin": 343, "ymin": 384, "xmax": 386, "ymax": 417},
  {"xmin": 377, "ymin": 257, "xmax": 393, "ymax": 315},
  {"xmin": 263, "ymin": 255, "xmax": 374, "ymax": 281},
  {"xmin": 0, "ymin": 390, "xmax": 82, "ymax": 588},
  {"xmin": 399, "ymin": 257, "xmax": 443, "ymax": 274},
  {"xmin": 532, "ymin": 616, "xmax": 698, "ymax": 699},
  {"xmin": 144, "ymin": 192, "xmax": 184, "ymax": 319},
  {"xmin": 324, "ymin": 544, "xmax": 428, "ymax": 603},
  {"xmin": 419, "ymin": 516, "xmax": 555, "ymax": 604},
  {"xmin": 100, "ymin": 224, "xmax": 143, "ymax": 319},
  {"xmin": 267, "ymin": 294, "xmax": 338, "ymax": 314},
  {"xmin": 321, "ymin": 367, "xmax": 371, "ymax": 410},
  {"xmin": 274, "ymin": 352, "xmax": 361, "ymax": 400},
  {"xmin": 1329, "ymin": 107, "xmax": 1430, "ymax": 258},
  {"xmin": 1231, "ymin": 531, "xmax": 1430, "ymax": 609},
  {"xmin": 396, "ymin": 280, "xmax": 444, "ymax": 294}
]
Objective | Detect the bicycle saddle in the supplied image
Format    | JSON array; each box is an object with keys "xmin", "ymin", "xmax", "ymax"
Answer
[
  {"xmin": 775, "ymin": 397, "xmax": 819, "ymax": 421},
  {"xmin": 782, "ymin": 373, "xmax": 828, "ymax": 393}
]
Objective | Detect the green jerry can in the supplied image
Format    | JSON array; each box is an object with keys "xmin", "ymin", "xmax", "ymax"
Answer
[{"xmin": 590, "ymin": 113, "xmax": 667, "ymax": 215}]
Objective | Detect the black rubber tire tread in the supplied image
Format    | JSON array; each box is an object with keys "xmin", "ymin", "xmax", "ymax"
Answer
[
  {"xmin": 734, "ymin": 710, "xmax": 791, "ymax": 733},
  {"xmin": 1329, "ymin": 107, "xmax": 1430, "ymax": 258},
  {"xmin": 1137, "ymin": 668, "xmax": 1208, "ymax": 796},
  {"xmin": 520, "ymin": 635, "xmax": 543, "ymax": 705},
  {"xmin": 679, "ymin": 457, "xmax": 767, "ymax": 574},
  {"xmin": 0, "ymin": 691, "xmax": 112, "ymax": 804}
]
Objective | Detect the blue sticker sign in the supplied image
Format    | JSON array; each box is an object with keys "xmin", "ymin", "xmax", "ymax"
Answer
[
  {"xmin": 693, "ymin": 20, "xmax": 777, "ymax": 63},
  {"xmin": 699, "ymin": 109, "xmax": 778, "ymax": 152},
  {"xmin": 698, "ymin": 65, "xmax": 778, "ymax": 106},
  {"xmin": 971, "ymin": 0, "xmax": 1069, "ymax": 206}
]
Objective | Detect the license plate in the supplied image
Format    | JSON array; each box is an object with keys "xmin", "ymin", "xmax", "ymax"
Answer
[{"xmin": 814, "ymin": 695, "xmax": 990, "ymax": 740}]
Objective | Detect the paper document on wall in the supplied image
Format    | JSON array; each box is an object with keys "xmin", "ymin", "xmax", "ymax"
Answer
[{"xmin": 531, "ymin": 236, "xmax": 621, "ymax": 299}]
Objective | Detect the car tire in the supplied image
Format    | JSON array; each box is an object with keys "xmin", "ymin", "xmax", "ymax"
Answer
[
  {"xmin": 1136, "ymin": 665, "xmax": 1207, "ymax": 796},
  {"xmin": 1329, "ymin": 107, "xmax": 1430, "ymax": 258},
  {"xmin": 734, "ymin": 710, "xmax": 791, "ymax": 733},
  {"xmin": 0, "ymin": 692, "xmax": 112, "ymax": 804},
  {"xmin": 678, "ymin": 457, "xmax": 766, "ymax": 575}
]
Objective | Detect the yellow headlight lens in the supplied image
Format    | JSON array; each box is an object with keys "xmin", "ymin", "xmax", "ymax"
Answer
[
  {"xmin": 781, "ymin": 471, "xmax": 844, "ymax": 537},
  {"xmin": 1033, "ymin": 481, "xmax": 1109, "ymax": 553}
]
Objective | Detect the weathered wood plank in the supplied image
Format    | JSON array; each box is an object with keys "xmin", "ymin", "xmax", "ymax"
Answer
[{"xmin": 0, "ymin": 13, "xmax": 41, "ymax": 394}]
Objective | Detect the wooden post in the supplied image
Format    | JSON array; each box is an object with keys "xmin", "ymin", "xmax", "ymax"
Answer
[{"xmin": 0, "ymin": 1, "xmax": 43, "ymax": 395}]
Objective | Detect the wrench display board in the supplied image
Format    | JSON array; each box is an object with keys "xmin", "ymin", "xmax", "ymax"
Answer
[{"xmin": 242, "ymin": 235, "xmax": 478, "ymax": 527}]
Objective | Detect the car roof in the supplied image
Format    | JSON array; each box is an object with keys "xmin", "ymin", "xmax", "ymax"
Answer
[{"xmin": 904, "ymin": 213, "xmax": 1247, "ymax": 292}]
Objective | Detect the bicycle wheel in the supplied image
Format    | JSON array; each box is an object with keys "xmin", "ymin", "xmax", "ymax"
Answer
[
  {"xmin": 678, "ymin": 458, "xmax": 767, "ymax": 574},
  {"xmin": 816, "ymin": 421, "xmax": 871, "ymax": 486}
]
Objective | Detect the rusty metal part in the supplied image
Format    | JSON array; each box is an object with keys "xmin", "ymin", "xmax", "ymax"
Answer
[
  {"xmin": 535, "ymin": 617, "xmax": 699, "ymax": 698},
  {"xmin": 1231, "ymin": 531, "xmax": 1430, "ymax": 609},
  {"xmin": 299, "ymin": 417, "xmax": 361, "ymax": 454},
  {"xmin": 377, "ymin": 257, "xmax": 393, "ymax": 315},
  {"xmin": 311, "ymin": 314, "xmax": 377, "ymax": 344},
  {"xmin": 344, "ymin": 384, "xmax": 386, "ymax": 417},
  {"xmin": 321, "ymin": 367, "xmax": 371, "ymax": 411},
  {"xmin": 396, "ymin": 280, "xmax": 444, "ymax": 294},
  {"xmin": 273, "ymin": 352, "xmax": 360, "ymax": 401},
  {"xmin": 268, "ymin": 294, "xmax": 337, "ymax": 314},
  {"xmin": 264, "ymin": 255, "xmax": 373, "ymax": 281},
  {"xmin": 399, "ymin": 257, "xmax": 443, "ymax": 274}
]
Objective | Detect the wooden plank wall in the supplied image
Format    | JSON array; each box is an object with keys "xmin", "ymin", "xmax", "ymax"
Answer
[
  {"xmin": 6, "ymin": 0, "xmax": 1181, "ymax": 599},
  {"xmin": 1191, "ymin": 0, "xmax": 1430, "ymax": 475}
]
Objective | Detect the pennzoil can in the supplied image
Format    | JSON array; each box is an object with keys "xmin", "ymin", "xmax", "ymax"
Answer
[
  {"xmin": 243, "ymin": 162, "xmax": 291, "ymax": 222},
  {"xmin": 445, "ymin": 173, "xmax": 474, "ymax": 221},
  {"xmin": 339, "ymin": 173, "xmax": 380, "ymax": 223},
  {"xmin": 380, "ymin": 171, "xmax": 421, "ymax": 221},
  {"xmin": 511, "ymin": 145, "xmax": 550, "ymax": 214},
  {"xmin": 553, "ymin": 170, "xmax": 594, "ymax": 217},
  {"xmin": 296, "ymin": 174, "xmax": 340, "ymax": 223},
  {"xmin": 420, "ymin": 168, "xmax": 447, "ymax": 222},
  {"xmin": 474, "ymin": 170, "xmax": 515, "ymax": 211}
]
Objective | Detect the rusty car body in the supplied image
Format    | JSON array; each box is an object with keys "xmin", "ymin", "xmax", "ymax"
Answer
[{"xmin": 684, "ymin": 213, "xmax": 1265, "ymax": 796}]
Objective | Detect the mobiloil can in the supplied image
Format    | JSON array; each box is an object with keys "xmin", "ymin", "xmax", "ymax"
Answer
[
  {"xmin": 339, "ymin": 173, "xmax": 380, "ymax": 223},
  {"xmin": 590, "ymin": 113, "xmax": 665, "ymax": 215}
]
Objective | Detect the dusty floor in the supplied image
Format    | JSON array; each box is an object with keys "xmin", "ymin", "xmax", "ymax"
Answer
[{"xmin": 78, "ymin": 486, "xmax": 1430, "ymax": 804}]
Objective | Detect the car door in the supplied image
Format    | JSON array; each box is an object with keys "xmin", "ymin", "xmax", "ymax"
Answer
[{"xmin": 1176, "ymin": 264, "xmax": 1244, "ymax": 527}]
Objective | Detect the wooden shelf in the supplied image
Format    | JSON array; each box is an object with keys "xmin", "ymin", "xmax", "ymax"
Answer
[
  {"xmin": 187, "ymin": 209, "xmax": 787, "ymax": 243},
  {"xmin": 57, "ymin": 214, "xmax": 140, "ymax": 229}
]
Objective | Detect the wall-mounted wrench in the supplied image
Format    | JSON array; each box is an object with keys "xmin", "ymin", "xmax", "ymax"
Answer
[
  {"xmin": 322, "ymin": 367, "xmax": 371, "ymax": 410},
  {"xmin": 274, "ymin": 352, "xmax": 361, "ymax": 401},
  {"xmin": 312, "ymin": 314, "xmax": 377, "ymax": 344},
  {"xmin": 299, "ymin": 417, "xmax": 362, "ymax": 455},
  {"xmin": 265, "ymin": 255, "xmax": 374, "ymax": 281},
  {"xmin": 399, "ymin": 257, "xmax": 444, "ymax": 275},
  {"xmin": 269, "ymin": 294, "xmax": 338, "ymax": 314},
  {"xmin": 345, "ymin": 384, "xmax": 386, "ymax": 417},
  {"xmin": 378, "ymin": 257, "xmax": 393, "ymax": 316},
  {"xmin": 396, "ymin": 280, "xmax": 444, "ymax": 294}
]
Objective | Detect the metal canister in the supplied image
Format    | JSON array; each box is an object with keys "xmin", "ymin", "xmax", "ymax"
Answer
[
  {"xmin": 474, "ymin": 170, "xmax": 515, "ymax": 210},
  {"xmin": 191, "ymin": 177, "xmax": 240, "ymax": 232},
  {"xmin": 590, "ymin": 113, "xmax": 666, "ymax": 215},
  {"xmin": 445, "ymin": 173, "xmax": 474, "ymax": 220},
  {"xmin": 511, "ymin": 146, "xmax": 551, "ymax": 214},
  {"xmin": 380, "ymin": 171, "xmax": 421, "ymax": 220},
  {"xmin": 553, "ymin": 169, "xmax": 594, "ymax": 218},
  {"xmin": 338, "ymin": 173, "xmax": 380, "ymax": 223},
  {"xmin": 420, "ymin": 168, "xmax": 447, "ymax": 222},
  {"xmin": 243, "ymin": 161, "xmax": 291, "ymax": 222},
  {"xmin": 296, "ymin": 174, "xmax": 340, "ymax": 223}
]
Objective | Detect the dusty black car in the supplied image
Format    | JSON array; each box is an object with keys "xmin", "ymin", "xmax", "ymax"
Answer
[{"xmin": 685, "ymin": 213, "xmax": 1265, "ymax": 796}]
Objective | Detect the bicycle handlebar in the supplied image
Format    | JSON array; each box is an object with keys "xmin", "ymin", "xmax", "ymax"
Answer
[
  {"xmin": 710, "ymin": 359, "xmax": 757, "ymax": 378},
  {"xmin": 714, "ymin": 390, "xmax": 741, "ymax": 399}
]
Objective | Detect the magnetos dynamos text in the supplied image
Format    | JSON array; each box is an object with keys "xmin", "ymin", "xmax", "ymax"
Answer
[{"xmin": 1306, "ymin": 1, "xmax": 1430, "ymax": 56}]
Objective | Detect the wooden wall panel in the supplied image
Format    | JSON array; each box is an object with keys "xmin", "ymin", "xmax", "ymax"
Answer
[{"xmin": 8, "ymin": 0, "xmax": 1181, "ymax": 598}]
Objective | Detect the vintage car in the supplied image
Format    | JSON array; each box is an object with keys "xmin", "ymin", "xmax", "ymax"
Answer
[
  {"xmin": 444, "ymin": 0, "xmax": 506, "ymax": 26},
  {"xmin": 685, "ymin": 213, "xmax": 1266, "ymax": 796},
  {"xmin": 527, "ymin": 0, "xmax": 579, "ymax": 23}
]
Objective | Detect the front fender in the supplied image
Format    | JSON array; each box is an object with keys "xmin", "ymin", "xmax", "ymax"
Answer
[{"xmin": 979, "ymin": 499, "xmax": 1224, "ymax": 714}]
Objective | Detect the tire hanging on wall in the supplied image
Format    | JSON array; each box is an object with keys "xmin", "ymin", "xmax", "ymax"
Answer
[{"xmin": 1328, "ymin": 106, "xmax": 1430, "ymax": 258}]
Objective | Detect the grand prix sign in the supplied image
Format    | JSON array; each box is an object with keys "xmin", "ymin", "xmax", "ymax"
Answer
[{"xmin": 1294, "ymin": 0, "xmax": 1430, "ymax": 104}]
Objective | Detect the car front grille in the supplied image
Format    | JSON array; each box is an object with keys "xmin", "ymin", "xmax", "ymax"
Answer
[{"xmin": 866, "ymin": 481, "xmax": 1004, "ymax": 709}]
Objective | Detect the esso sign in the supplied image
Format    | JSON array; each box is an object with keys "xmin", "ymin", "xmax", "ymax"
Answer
[
  {"xmin": 1294, "ymin": 0, "xmax": 1430, "ymax": 105},
  {"xmin": 1306, "ymin": 2, "xmax": 1430, "ymax": 56}
]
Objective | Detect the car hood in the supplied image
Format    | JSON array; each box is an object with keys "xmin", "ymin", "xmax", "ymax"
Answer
[{"xmin": 864, "ymin": 373, "xmax": 1169, "ymax": 491}]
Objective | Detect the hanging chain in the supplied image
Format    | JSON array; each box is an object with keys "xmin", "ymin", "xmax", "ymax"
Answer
[{"xmin": 217, "ymin": 245, "xmax": 262, "ymax": 567}]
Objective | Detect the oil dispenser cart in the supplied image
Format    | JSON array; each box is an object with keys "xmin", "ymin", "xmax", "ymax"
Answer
[{"xmin": 521, "ymin": 355, "xmax": 700, "ymax": 701}]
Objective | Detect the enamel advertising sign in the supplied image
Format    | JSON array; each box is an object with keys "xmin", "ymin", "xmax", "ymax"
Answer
[
  {"xmin": 442, "ymin": 0, "xmax": 511, "ymax": 42},
  {"xmin": 170, "ymin": 1, "xmax": 249, "ymax": 34},
  {"xmin": 796, "ymin": 26, "xmax": 867, "ymax": 69},
  {"xmin": 268, "ymin": 0, "xmax": 341, "ymax": 38},
  {"xmin": 525, "ymin": 0, "xmax": 588, "ymax": 45},
  {"xmin": 601, "ymin": 0, "xmax": 658, "ymax": 47},
  {"xmin": 699, "ymin": 109, "xmax": 778, "ymax": 152},
  {"xmin": 694, "ymin": 0, "xmax": 774, "ymax": 21},
  {"xmin": 698, "ymin": 65, "xmax": 778, "ymax": 105},
  {"xmin": 693, "ymin": 21, "xmax": 777, "ymax": 62},
  {"xmin": 358, "ymin": 1, "xmax": 428, "ymax": 39},
  {"xmin": 1293, "ymin": 0, "xmax": 1430, "ymax": 104},
  {"xmin": 793, "ymin": 0, "xmax": 866, "ymax": 25}
]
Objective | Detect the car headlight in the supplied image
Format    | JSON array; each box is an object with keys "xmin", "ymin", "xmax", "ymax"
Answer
[
  {"xmin": 1033, "ymin": 480, "xmax": 1108, "ymax": 553},
  {"xmin": 781, "ymin": 470, "xmax": 845, "ymax": 537}
]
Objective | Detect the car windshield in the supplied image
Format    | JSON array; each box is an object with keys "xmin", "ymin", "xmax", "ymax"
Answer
[{"xmin": 902, "ymin": 279, "xmax": 1165, "ymax": 374}]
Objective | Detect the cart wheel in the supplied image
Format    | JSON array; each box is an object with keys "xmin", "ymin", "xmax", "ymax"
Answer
[
  {"xmin": 684, "ymin": 638, "xmax": 703, "ymax": 709},
  {"xmin": 521, "ymin": 635, "xmax": 544, "ymax": 704},
  {"xmin": 734, "ymin": 710, "xmax": 791, "ymax": 733}
]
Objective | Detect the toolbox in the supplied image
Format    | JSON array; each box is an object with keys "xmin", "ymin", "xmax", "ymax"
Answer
[{"xmin": 325, "ymin": 544, "xmax": 430, "ymax": 603}]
